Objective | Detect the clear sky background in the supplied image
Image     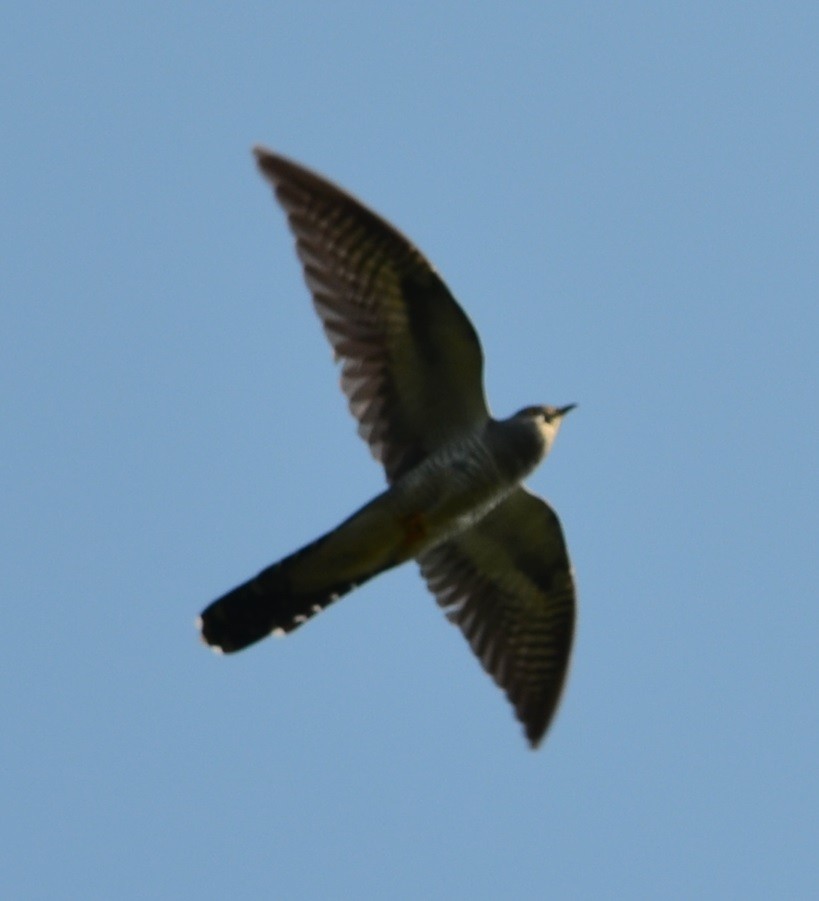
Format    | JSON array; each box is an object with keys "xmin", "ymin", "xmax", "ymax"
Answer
[{"xmin": 3, "ymin": 3, "xmax": 817, "ymax": 898}]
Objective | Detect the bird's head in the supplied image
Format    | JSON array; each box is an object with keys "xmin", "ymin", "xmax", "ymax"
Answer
[{"xmin": 512, "ymin": 403, "xmax": 577, "ymax": 455}]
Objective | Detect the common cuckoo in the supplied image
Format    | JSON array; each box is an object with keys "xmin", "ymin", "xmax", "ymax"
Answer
[{"xmin": 199, "ymin": 149, "xmax": 577, "ymax": 747}]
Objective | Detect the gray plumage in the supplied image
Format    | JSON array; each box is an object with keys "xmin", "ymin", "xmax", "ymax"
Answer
[{"xmin": 199, "ymin": 149, "xmax": 577, "ymax": 748}]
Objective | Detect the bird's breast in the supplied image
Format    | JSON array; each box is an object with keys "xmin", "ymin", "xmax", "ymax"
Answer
[{"xmin": 389, "ymin": 433, "xmax": 515, "ymax": 549}]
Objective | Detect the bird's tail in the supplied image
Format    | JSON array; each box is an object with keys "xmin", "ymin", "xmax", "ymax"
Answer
[
  {"xmin": 198, "ymin": 538, "xmax": 379, "ymax": 653},
  {"xmin": 198, "ymin": 491, "xmax": 417, "ymax": 653}
]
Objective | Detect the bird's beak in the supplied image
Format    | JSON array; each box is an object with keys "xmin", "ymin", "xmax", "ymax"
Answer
[{"xmin": 557, "ymin": 403, "xmax": 577, "ymax": 417}]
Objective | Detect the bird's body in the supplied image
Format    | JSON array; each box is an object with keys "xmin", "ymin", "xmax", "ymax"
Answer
[
  {"xmin": 199, "ymin": 150, "xmax": 578, "ymax": 747},
  {"xmin": 202, "ymin": 410, "xmax": 561, "ymax": 646}
]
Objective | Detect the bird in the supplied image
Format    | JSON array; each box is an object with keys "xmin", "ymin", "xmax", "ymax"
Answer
[{"xmin": 198, "ymin": 148, "xmax": 577, "ymax": 748}]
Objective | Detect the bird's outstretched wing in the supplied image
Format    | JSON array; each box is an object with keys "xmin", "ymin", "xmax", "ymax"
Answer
[
  {"xmin": 254, "ymin": 148, "xmax": 489, "ymax": 483},
  {"xmin": 418, "ymin": 487, "xmax": 576, "ymax": 747}
]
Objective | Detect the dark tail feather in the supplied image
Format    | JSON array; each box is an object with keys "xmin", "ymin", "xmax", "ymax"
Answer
[{"xmin": 198, "ymin": 548, "xmax": 374, "ymax": 653}]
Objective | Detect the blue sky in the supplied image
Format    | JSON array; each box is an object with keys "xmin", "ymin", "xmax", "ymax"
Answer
[{"xmin": 3, "ymin": 3, "xmax": 818, "ymax": 898}]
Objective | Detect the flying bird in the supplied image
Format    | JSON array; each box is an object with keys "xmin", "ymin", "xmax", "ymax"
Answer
[{"xmin": 199, "ymin": 149, "xmax": 577, "ymax": 747}]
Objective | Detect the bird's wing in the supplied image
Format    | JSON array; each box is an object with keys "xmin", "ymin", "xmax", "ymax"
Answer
[
  {"xmin": 255, "ymin": 148, "xmax": 489, "ymax": 483},
  {"xmin": 418, "ymin": 487, "xmax": 576, "ymax": 747}
]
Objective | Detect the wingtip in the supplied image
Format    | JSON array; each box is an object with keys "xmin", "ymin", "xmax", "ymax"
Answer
[
  {"xmin": 252, "ymin": 147, "xmax": 309, "ymax": 191},
  {"xmin": 253, "ymin": 144, "xmax": 278, "ymax": 177},
  {"xmin": 252, "ymin": 143, "xmax": 272, "ymax": 162},
  {"xmin": 525, "ymin": 725, "xmax": 546, "ymax": 750},
  {"xmin": 519, "ymin": 703, "xmax": 554, "ymax": 750}
]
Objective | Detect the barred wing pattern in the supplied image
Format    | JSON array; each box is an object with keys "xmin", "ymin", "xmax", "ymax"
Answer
[
  {"xmin": 254, "ymin": 148, "xmax": 489, "ymax": 483},
  {"xmin": 418, "ymin": 487, "xmax": 575, "ymax": 747}
]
